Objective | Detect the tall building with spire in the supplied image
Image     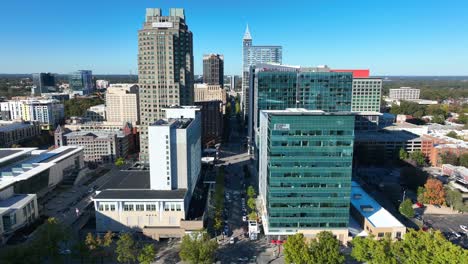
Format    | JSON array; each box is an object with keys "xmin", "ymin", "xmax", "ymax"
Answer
[
  {"xmin": 138, "ymin": 8, "xmax": 194, "ymax": 163},
  {"xmin": 241, "ymin": 25, "xmax": 282, "ymax": 120}
]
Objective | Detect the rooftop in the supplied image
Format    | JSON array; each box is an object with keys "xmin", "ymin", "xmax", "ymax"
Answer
[
  {"xmin": 355, "ymin": 129, "xmax": 421, "ymax": 142},
  {"xmin": 95, "ymin": 169, "xmax": 186, "ymax": 200},
  {"xmin": 0, "ymin": 122, "xmax": 36, "ymax": 133},
  {"xmin": 351, "ymin": 181, "xmax": 404, "ymax": 228},
  {"xmin": 0, "ymin": 146, "xmax": 82, "ymax": 189},
  {"xmin": 64, "ymin": 130, "xmax": 125, "ymax": 139},
  {"xmin": 261, "ymin": 108, "xmax": 355, "ymax": 116},
  {"xmin": 151, "ymin": 118, "xmax": 192, "ymax": 129},
  {"xmin": 0, "ymin": 194, "xmax": 36, "ymax": 216}
]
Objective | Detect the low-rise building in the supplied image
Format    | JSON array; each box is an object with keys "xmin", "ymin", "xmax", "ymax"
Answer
[
  {"xmin": 389, "ymin": 87, "xmax": 420, "ymax": 100},
  {"xmin": 93, "ymin": 107, "xmax": 203, "ymax": 239},
  {"xmin": 0, "ymin": 121, "xmax": 41, "ymax": 147},
  {"xmin": 86, "ymin": 104, "xmax": 106, "ymax": 122},
  {"xmin": 430, "ymin": 143, "xmax": 468, "ymax": 167},
  {"xmin": 55, "ymin": 127, "xmax": 129, "ymax": 163},
  {"xmin": 350, "ymin": 181, "xmax": 406, "ymax": 240},
  {"xmin": 0, "ymin": 146, "xmax": 84, "ymax": 243}
]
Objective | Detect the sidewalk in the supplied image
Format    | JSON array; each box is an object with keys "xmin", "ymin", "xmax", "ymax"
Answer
[{"xmin": 423, "ymin": 204, "xmax": 461, "ymax": 215}]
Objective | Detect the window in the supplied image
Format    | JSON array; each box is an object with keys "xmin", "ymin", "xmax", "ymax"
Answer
[
  {"xmin": 124, "ymin": 204, "xmax": 134, "ymax": 211},
  {"xmin": 164, "ymin": 203, "xmax": 170, "ymax": 211},
  {"xmin": 176, "ymin": 204, "xmax": 181, "ymax": 211},
  {"xmin": 99, "ymin": 204, "xmax": 104, "ymax": 211},
  {"xmin": 378, "ymin": 232, "xmax": 384, "ymax": 238},
  {"xmin": 110, "ymin": 204, "xmax": 116, "ymax": 211},
  {"xmin": 136, "ymin": 204, "xmax": 145, "ymax": 211},
  {"xmin": 146, "ymin": 204, "xmax": 156, "ymax": 211},
  {"xmin": 396, "ymin": 232, "xmax": 402, "ymax": 239}
]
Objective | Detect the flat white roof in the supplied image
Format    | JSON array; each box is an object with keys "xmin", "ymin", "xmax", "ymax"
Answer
[{"xmin": 351, "ymin": 181, "xmax": 405, "ymax": 228}]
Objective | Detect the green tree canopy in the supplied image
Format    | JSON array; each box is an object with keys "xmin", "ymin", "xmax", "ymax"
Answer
[
  {"xmin": 409, "ymin": 151, "xmax": 427, "ymax": 166},
  {"xmin": 138, "ymin": 244, "xmax": 156, "ymax": 264},
  {"xmin": 309, "ymin": 231, "xmax": 345, "ymax": 264},
  {"xmin": 283, "ymin": 233, "xmax": 311, "ymax": 264},
  {"xmin": 393, "ymin": 229, "xmax": 468, "ymax": 264},
  {"xmin": 179, "ymin": 231, "xmax": 218, "ymax": 264},
  {"xmin": 115, "ymin": 157, "xmax": 125, "ymax": 167},
  {"xmin": 116, "ymin": 233, "xmax": 136, "ymax": 263},
  {"xmin": 445, "ymin": 131, "xmax": 459, "ymax": 140},
  {"xmin": 247, "ymin": 185, "xmax": 256, "ymax": 198},
  {"xmin": 352, "ymin": 235, "xmax": 396, "ymax": 264},
  {"xmin": 399, "ymin": 198, "xmax": 415, "ymax": 218}
]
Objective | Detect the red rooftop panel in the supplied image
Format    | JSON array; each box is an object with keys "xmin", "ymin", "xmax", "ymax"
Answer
[{"xmin": 330, "ymin": 69, "xmax": 370, "ymax": 78}]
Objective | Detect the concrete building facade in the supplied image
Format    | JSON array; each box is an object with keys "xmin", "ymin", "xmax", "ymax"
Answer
[
  {"xmin": 105, "ymin": 84, "xmax": 140, "ymax": 125},
  {"xmin": 194, "ymin": 101, "xmax": 223, "ymax": 147},
  {"xmin": 194, "ymin": 84, "xmax": 227, "ymax": 104},
  {"xmin": 351, "ymin": 78, "xmax": 382, "ymax": 112},
  {"xmin": 389, "ymin": 87, "xmax": 420, "ymax": 100},
  {"xmin": 31, "ymin": 73, "xmax": 56, "ymax": 96},
  {"xmin": 86, "ymin": 104, "xmax": 106, "ymax": 122},
  {"xmin": 138, "ymin": 8, "xmax": 194, "ymax": 163},
  {"xmin": 0, "ymin": 121, "xmax": 41, "ymax": 147},
  {"xmin": 203, "ymin": 54, "xmax": 224, "ymax": 86}
]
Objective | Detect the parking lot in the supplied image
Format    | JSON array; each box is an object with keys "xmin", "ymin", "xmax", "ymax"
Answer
[{"xmin": 423, "ymin": 214, "xmax": 468, "ymax": 248}]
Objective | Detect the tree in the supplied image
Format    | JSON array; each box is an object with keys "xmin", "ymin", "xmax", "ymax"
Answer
[
  {"xmin": 179, "ymin": 231, "xmax": 218, "ymax": 264},
  {"xmin": 85, "ymin": 231, "xmax": 113, "ymax": 263},
  {"xmin": 248, "ymin": 211, "xmax": 257, "ymax": 221},
  {"xmin": 283, "ymin": 233, "xmax": 311, "ymax": 264},
  {"xmin": 446, "ymin": 131, "xmax": 459, "ymax": 140},
  {"xmin": 440, "ymin": 152, "xmax": 460, "ymax": 166},
  {"xmin": 247, "ymin": 197, "xmax": 256, "ymax": 210},
  {"xmin": 116, "ymin": 233, "xmax": 136, "ymax": 263},
  {"xmin": 138, "ymin": 244, "xmax": 156, "ymax": 264},
  {"xmin": 399, "ymin": 148, "xmax": 409, "ymax": 160},
  {"xmin": 409, "ymin": 151, "xmax": 426, "ymax": 166},
  {"xmin": 309, "ymin": 231, "xmax": 345, "ymax": 264},
  {"xmin": 32, "ymin": 217, "xmax": 70, "ymax": 262},
  {"xmin": 417, "ymin": 186, "xmax": 427, "ymax": 203},
  {"xmin": 247, "ymin": 185, "xmax": 256, "ymax": 198},
  {"xmin": 423, "ymin": 179, "xmax": 445, "ymax": 205},
  {"xmin": 460, "ymin": 153, "xmax": 468, "ymax": 167},
  {"xmin": 115, "ymin": 157, "xmax": 125, "ymax": 167},
  {"xmin": 393, "ymin": 229, "xmax": 468, "ymax": 264},
  {"xmin": 399, "ymin": 198, "xmax": 415, "ymax": 218},
  {"xmin": 351, "ymin": 235, "xmax": 396, "ymax": 264},
  {"xmin": 445, "ymin": 188, "xmax": 465, "ymax": 212},
  {"xmin": 235, "ymin": 101, "xmax": 240, "ymax": 114}
]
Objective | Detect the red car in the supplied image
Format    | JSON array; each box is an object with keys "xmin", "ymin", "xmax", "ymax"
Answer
[{"xmin": 415, "ymin": 202, "xmax": 424, "ymax": 208}]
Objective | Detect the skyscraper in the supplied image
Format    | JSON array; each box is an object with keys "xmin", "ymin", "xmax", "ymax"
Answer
[
  {"xmin": 258, "ymin": 109, "xmax": 355, "ymax": 242},
  {"xmin": 69, "ymin": 70, "xmax": 93, "ymax": 96},
  {"xmin": 32, "ymin": 73, "xmax": 56, "ymax": 96},
  {"xmin": 138, "ymin": 8, "xmax": 194, "ymax": 162},
  {"xmin": 242, "ymin": 25, "xmax": 282, "ymax": 119},
  {"xmin": 203, "ymin": 54, "xmax": 224, "ymax": 86}
]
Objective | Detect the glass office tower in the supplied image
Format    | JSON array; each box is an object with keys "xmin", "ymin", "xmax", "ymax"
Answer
[
  {"xmin": 258, "ymin": 109, "xmax": 354, "ymax": 242},
  {"xmin": 249, "ymin": 64, "xmax": 353, "ymax": 151}
]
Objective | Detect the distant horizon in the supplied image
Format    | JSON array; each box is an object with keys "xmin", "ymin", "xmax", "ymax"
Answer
[
  {"xmin": 1, "ymin": 1, "xmax": 467, "ymax": 75},
  {"xmin": 2, "ymin": 73, "xmax": 468, "ymax": 78}
]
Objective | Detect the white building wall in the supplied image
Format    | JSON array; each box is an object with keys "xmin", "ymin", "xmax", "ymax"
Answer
[{"xmin": 149, "ymin": 125, "xmax": 173, "ymax": 190}]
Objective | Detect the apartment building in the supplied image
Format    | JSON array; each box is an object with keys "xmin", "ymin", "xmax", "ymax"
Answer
[{"xmin": 105, "ymin": 84, "xmax": 139, "ymax": 125}]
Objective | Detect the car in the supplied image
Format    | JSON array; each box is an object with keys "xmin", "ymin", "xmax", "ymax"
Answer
[
  {"xmin": 415, "ymin": 202, "xmax": 424, "ymax": 208},
  {"xmin": 460, "ymin": 225, "xmax": 468, "ymax": 232},
  {"xmin": 59, "ymin": 249, "xmax": 71, "ymax": 255},
  {"xmin": 415, "ymin": 215, "xmax": 423, "ymax": 221},
  {"xmin": 242, "ymin": 215, "xmax": 247, "ymax": 222},
  {"xmin": 229, "ymin": 237, "xmax": 236, "ymax": 244},
  {"xmin": 452, "ymin": 232, "xmax": 462, "ymax": 238},
  {"xmin": 434, "ymin": 204, "xmax": 441, "ymax": 208}
]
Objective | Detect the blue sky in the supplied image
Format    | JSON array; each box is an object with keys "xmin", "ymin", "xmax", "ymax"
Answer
[{"xmin": 0, "ymin": 0, "xmax": 467, "ymax": 75}]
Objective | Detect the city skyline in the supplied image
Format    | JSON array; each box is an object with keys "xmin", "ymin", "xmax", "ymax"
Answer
[{"xmin": 1, "ymin": 0, "xmax": 468, "ymax": 75}]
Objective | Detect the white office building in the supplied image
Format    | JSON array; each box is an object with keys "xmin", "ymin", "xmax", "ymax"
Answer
[
  {"xmin": 105, "ymin": 84, "xmax": 139, "ymax": 125},
  {"xmin": 389, "ymin": 87, "xmax": 420, "ymax": 100}
]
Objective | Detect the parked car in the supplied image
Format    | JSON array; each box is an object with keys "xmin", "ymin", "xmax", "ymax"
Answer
[
  {"xmin": 415, "ymin": 202, "xmax": 424, "ymax": 208},
  {"xmin": 452, "ymin": 232, "xmax": 461, "ymax": 238},
  {"xmin": 242, "ymin": 215, "xmax": 247, "ymax": 222},
  {"xmin": 229, "ymin": 237, "xmax": 236, "ymax": 244},
  {"xmin": 460, "ymin": 225, "xmax": 468, "ymax": 232}
]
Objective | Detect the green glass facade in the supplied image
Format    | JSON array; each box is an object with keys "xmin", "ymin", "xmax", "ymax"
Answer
[
  {"xmin": 259, "ymin": 111, "xmax": 354, "ymax": 234},
  {"xmin": 250, "ymin": 67, "xmax": 353, "ymax": 146}
]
